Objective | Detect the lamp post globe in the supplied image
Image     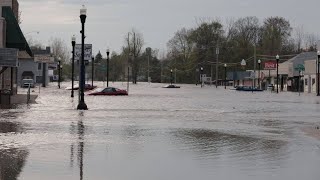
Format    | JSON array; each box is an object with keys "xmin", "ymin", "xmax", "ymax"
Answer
[
  {"xmin": 276, "ymin": 55, "xmax": 279, "ymax": 94},
  {"xmin": 71, "ymin": 35, "xmax": 76, "ymax": 98},
  {"xmin": 106, "ymin": 49, "xmax": 110, "ymax": 87},
  {"xmin": 241, "ymin": 59, "xmax": 246, "ymax": 67},
  {"xmin": 77, "ymin": 5, "xmax": 88, "ymax": 110}
]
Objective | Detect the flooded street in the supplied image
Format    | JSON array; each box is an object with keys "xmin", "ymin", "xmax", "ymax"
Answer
[{"xmin": 1, "ymin": 82, "xmax": 320, "ymax": 180}]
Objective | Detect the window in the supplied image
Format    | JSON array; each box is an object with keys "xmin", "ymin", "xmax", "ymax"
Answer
[
  {"xmin": 312, "ymin": 78, "xmax": 316, "ymax": 85},
  {"xmin": 38, "ymin": 63, "xmax": 42, "ymax": 70}
]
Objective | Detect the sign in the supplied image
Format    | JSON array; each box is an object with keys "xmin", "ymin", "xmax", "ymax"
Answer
[
  {"xmin": 48, "ymin": 63, "xmax": 58, "ymax": 70},
  {"xmin": 75, "ymin": 44, "xmax": 92, "ymax": 61},
  {"xmin": 294, "ymin": 64, "xmax": 305, "ymax": 71},
  {"xmin": 34, "ymin": 55, "xmax": 54, "ymax": 63},
  {"xmin": 264, "ymin": 61, "xmax": 276, "ymax": 70},
  {"xmin": 0, "ymin": 48, "xmax": 18, "ymax": 67}
]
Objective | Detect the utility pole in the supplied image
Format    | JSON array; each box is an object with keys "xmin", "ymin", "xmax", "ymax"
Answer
[
  {"xmin": 253, "ymin": 45, "xmax": 256, "ymax": 89},
  {"xmin": 215, "ymin": 46, "xmax": 219, "ymax": 88},
  {"xmin": 148, "ymin": 52, "xmax": 150, "ymax": 83}
]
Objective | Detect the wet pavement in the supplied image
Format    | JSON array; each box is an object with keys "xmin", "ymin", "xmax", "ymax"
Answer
[{"xmin": 1, "ymin": 82, "xmax": 320, "ymax": 180}]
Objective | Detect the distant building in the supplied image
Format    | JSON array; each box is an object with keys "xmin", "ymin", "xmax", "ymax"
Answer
[
  {"xmin": 18, "ymin": 47, "xmax": 53, "ymax": 87},
  {"xmin": 304, "ymin": 59, "xmax": 319, "ymax": 94}
]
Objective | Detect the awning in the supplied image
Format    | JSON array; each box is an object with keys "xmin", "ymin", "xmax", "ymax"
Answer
[{"xmin": 2, "ymin": 6, "xmax": 33, "ymax": 57}]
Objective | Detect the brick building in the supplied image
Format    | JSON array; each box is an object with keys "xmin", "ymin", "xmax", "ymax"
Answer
[{"xmin": 0, "ymin": 0, "xmax": 33, "ymax": 105}]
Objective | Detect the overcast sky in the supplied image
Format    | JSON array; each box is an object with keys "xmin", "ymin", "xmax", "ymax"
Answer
[{"xmin": 19, "ymin": 0, "xmax": 320, "ymax": 56}]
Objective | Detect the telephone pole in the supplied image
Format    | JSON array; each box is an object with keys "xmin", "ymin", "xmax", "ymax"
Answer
[{"xmin": 215, "ymin": 46, "xmax": 219, "ymax": 88}]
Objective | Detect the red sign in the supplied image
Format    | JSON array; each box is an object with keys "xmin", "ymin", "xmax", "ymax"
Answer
[{"xmin": 264, "ymin": 61, "xmax": 276, "ymax": 70}]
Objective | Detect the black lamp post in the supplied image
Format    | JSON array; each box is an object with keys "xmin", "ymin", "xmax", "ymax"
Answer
[
  {"xmin": 258, "ymin": 59, "xmax": 261, "ymax": 89},
  {"xmin": 200, "ymin": 67, "xmax": 203, "ymax": 88},
  {"xmin": 60, "ymin": 65, "xmax": 63, "ymax": 85},
  {"xmin": 91, "ymin": 56, "xmax": 94, "ymax": 88},
  {"xmin": 241, "ymin": 59, "xmax": 246, "ymax": 87},
  {"xmin": 276, "ymin": 55, "xmax": 279, "ymax": 94},
  {"xmin": 58, "ymin": 59, "xmax": 61, "ymax": 89},
  {"xmin": 71, "ymin": 35, "xmax": 76, "ymax": 98},
  {"xmin": 77, "ymin": 5, "xmax": 88, "ymax": 110},
  {"xmin": 224, "ymin": 64, "xmax": 227, "ymax": 89},
  {"xmin": 170, "ymin": 69, "xmax": 173, "ymax": 85},
  {"xmin": 106, "ymin": 49, "xmax": 110, "ymax": 87},
  {"xmin": 317, "ymin": 51, "xmax": 320, "ymax": 96}
]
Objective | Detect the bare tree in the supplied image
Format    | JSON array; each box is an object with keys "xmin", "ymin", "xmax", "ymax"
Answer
[
  {"xmin": 304, "ymin": 33, "xmax": 318, "ymax": 51},
  {"xmin": 167, "ymin": 28, "xmax": 194, "ymax": 64},
  {"xmin": 49, "ymin": 37, "xmax": 70, "ymax": 64},
  {"xmin": 27, "ymin": 37, "xmax": 43, "ymax": 50},
  {"xmin": 124, "ymin": 29, "xmax": 144, "ymax": 84},
  {"xmin": 294, "ymin": 25, "xmax": 304, "ymax": 52}
]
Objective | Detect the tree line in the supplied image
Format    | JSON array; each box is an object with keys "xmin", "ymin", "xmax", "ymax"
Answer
[{"xmin": 29, "ymin": 16, "xmax": 318, "ymax": 84}]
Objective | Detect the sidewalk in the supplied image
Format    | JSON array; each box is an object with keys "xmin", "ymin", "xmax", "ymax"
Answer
[{"xmin": 11, "ymin": 94, "xmax": 38, "ymax": 104}]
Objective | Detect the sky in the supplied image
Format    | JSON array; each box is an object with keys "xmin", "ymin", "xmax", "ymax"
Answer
[{"xmin": 19, "ymin": 0, "xmax": 320, "ymax": 56}]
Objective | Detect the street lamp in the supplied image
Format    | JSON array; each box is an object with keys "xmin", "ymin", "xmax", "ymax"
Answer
[
  {"xmin": 224, "ymin": 64, "xmax": 227, "ymax": 89},
  {"xmin": 258, "ymin": 59, "xmax": 261, "ymax": 89},
  {"xmin": 170, "ymin": 69, "xmax": 173, "ymax": 85},
  {"xmin": 60, "ymin": 65, "xmax": 63, "ymax": 86},
  {"xmin": 58, "ymin": 58, "xmax": 61, "ymax": 89},
  {"xmin": 91, "ymin": 56, "xmax": 94, "ymax": 88},
  {"xmin": 276, "ymin": 55, "xmax": 279, "ymax": 94},
  {"xmin": 200, "ymin": 67, "xmax": 203, "ymax": 88},
  {"xmin": 240, "ymin": 59, "xmax": 246, "ymax": 87},
  {"xmin": 317, "ymin": 51, "xmax": 320, "ymax": 96},
  {"xmin": 106, "ymin": 49, "xmax": 110, "ymax": 87},
  {"xmin": 71, "ymin": 35, "xmax": 76, "ymax": 98},
  {"xmin": 77, "ymin": 4, "xmax": 88, "ymax": 110}
]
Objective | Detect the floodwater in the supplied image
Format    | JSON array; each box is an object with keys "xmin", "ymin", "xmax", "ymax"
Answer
[{"xmin": 1, "ymin": 82, "xmax": 320, "ymax": 180}]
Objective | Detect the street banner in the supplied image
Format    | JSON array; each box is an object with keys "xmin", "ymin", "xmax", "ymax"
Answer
[
  {"xmin": 264, "ymin": 61, "xmax": 276, "ymax": 70},
  {"xmin": 0, "ymin": 48, "xmax": 18, "ymax": 67},
  {"xmin": 75, "ymin": 44, "xmax": 92, "ymax": 61},
  {"xmin": 34, "ymin": 55, "xmax": 54, "ymax": 63}
]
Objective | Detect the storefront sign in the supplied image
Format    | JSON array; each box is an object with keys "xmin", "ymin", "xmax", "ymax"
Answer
[
  {"xmin": 264, "ymin": 61, "xmax": 277, "ymax": 70},
  {"xmin": 34, "ymin": 55, "xmax": 54, "ymax": 63}
]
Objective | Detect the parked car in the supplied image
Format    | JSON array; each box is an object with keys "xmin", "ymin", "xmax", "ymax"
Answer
[
  {"xmin": 162, "ymin": 84, "xmax": 181, "ymax": 88},
  {"xmin": 65, "ymin": 84, "xmax": 97, "ymax": 91},
  {"xmin": 87, "ymin": 87, "xmax": 128, "ymax": 96},
  {"xmin": 267, "ymin": 84, "xmax": 274, "ymax": 91},
  {"xmin": 21, "ymin": 79, "xmax": 35, "ymax": 88}
]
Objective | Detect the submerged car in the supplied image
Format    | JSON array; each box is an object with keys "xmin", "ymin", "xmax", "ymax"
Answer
[
  {"xmin": 162, "ymin": 84, "xmax": 181, "ymax": 88},
  {"xmin": 65, "ymin": 84, "xmax": 97, "ymax": 91},
  {"xmin": 236, "ymin": 86, "xmax": 263, "ymax": 92},
  {"xmin": 87, "ymin": 87, "xmax": 128, "ymax": 96}
]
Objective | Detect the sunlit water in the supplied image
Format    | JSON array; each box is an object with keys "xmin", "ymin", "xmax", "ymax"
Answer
[{"xmin": 1, "ymin": 82, "xmax": 320, "ymax": 180}]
